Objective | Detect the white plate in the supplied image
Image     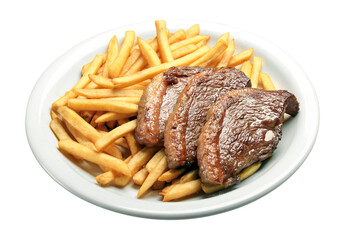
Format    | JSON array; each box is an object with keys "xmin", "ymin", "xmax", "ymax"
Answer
[{"xmin": 26, "ymin": 21, "xmax": 319, "ymax": 219}]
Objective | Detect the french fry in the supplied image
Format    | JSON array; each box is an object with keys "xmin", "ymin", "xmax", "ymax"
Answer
[
  {"xmin": 217, "ymin": 39, "xmax": 235, "ymax": 67},
  {"xmin": 162, "ymin": 179, "xmax": 201, "ymax": 202},
  {"xmin": 133, "ymin": 168, "xmax": 149, "ymax": 185},
  {"xmin": 124, "ymin": 57, "xmax": 148, "ymax": 75},
  {"xmin": 114, "ymin": 174, "xmax": 131, "ymax": 187},
  {"xmin": 151, "ymin": 181, "xmax": 165, "ymax": 190},
  {"xmin": 95, "ymin": 112, "xmax": 136, "ymax": 123},
  {"xmin": 241, "ymin": 60, "xmax": 252, "ymax": 78},
  {"xmin": 95, "ymin": 171, "xmax": 116, "ymax": 186},
  {"xmin": 155, "ymin": 20, "xmax": 174, "ymax": 62},
  {"xmin": 96, "ymin": 64, "xmax": 105, "ymax": 75},
  {"xmin": 112, "ymin": 46, "xmax": 210, "ymax": 88},
  {"xmin": 103, "ymin": 96, "xmax": 141, "ymax": 104},
  {"xmin": 158, "ymin": 168, "xmax": 186, "ymax": 182},
  {"xmin": 201, "ymin": 162, "xmax": 262, "ymax": 194},
  {"xmin": 172, "ymin": 44, "xmax": 198, "ymax": 59},
  {"xmin": 195, "ymin": 39, "xmax": 208, "ymax": 48},
  {"xmin": 190, "ymin": 33, "xmax": 229, "ymax": 66},
  {"xmin": 180, "ymin": 169, "xmax": 199, "ymax": 183},
  {"xmin": 120, "ymin": 37, "xmax": 156, "ymax": 76},
  {"xmin": 137, "ymin": 156, "xmax": 168, "ymax": 197},
  {"xmin": 250, "ymin": 56, "xmax": 263, "ymax": 88},
  {"xmin": 122, "ymin": 84, "xmax": 146, "ymax": 90},
  {"xmin": 75, "ymin": 88, "xmax": 143, "ymax": 99},
  {"xmin": 127, "ymin": 147, "xmax": 159, "ymax": 174},
  {"xmin": 82, "ymin": 61, "xmax": 92, "ymax": 76},
  {"xmin": 146, "ymin": 148, "xmax": 166, "ymax": 172},
  {"xmin": 239, "ymin": 161, "xmax": 262, "ymax": 181},
  {"xmin": 108, "ymin": 31, "xmax": 135, "ymax": 78},
  {"xmin": 52, "ymin": 55, "xmax": 105, "ymax": 109},
  {"xmin": 50, "ymin": 118, "xmax": 71, "ymax": 141},
  {"xmin": 114, "ymin": 137, "xmax": 129, "ymax": 149},
  {"xmin": 67, "ymin": 98, "xmax": 138, "ymax": 113},
  {"xmin": 228, "ymin": 48, "xmax": 254, "ymax": 67},
  {"xmin": 57, "ymin": 106, "xmax": 122, "ymax": 158},
  {"xmin": 58, "ymin": 139, "xmax": 131, "ymax": 176},
  {"xmin": 170, "ymin": 35, "xmax": 210, "ymax": 51},
  {"xmin": 137, "ymin": 37, "xmax": 161, "ymax": 67},
  {"xmin": 64, "ymin": 120, "xmax": 97, "ymax": 151},
  {"xmin": 260, "ymin": 73, "xmax": 276, "ymax": 90},
  {"xmin": 124, "ymin": 131, "xmax": 142, "ymax": 156},
  {"xmin": 79, "ymin": 111, "xmax": 95, "ymax": 123},
  {"xmin": 168, "ymin": 29, "xmax": 186, "ymax": 44},
  {"xmin": 95, "ymin": 119, "xmax": 137, "ymax": 152},
  {"xmin": 102, "ymin": 35, "xmax": 119, "ymax": 77},
  {"xmin": 206, "ymin": 52, "xmax": 224, "ymax": 67},
  {"xmin": 90, "ymin": 111, "xmax": 104, "ymax": 127},
  {"xmin": 89, "ymin": 74, "xmax": 115, "ymax": 88},
  {"xmin": 50, "ymin": 110, "xmax": 58, "ymax": 120},
  {"xmin": 185, "ymin": 24, "xmax": 200, "ymax": 38}
]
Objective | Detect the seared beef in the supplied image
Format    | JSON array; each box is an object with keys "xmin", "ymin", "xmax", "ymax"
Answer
[
  {"xmin": 197, "ymin": 88, "xmax": 299, "ymax": 186},
  {"xmin": 135, "ymin": 66, "xmax": 209, "ymax": 147},
  {"xmin": 164, "ymin": 68, "xmax": 251, "ymax": 169}
]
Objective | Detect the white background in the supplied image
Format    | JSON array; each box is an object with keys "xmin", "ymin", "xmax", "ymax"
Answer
[{"xmin": 1, "ymin": 0, "xmax": 359, "ymax": 239}]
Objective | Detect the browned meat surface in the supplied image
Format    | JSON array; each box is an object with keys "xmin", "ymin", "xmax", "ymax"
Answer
[
  {"xmin": 164, "ymin": 68, "xmax": 251, "ymax": 169},
  {"xmin": 135, "ymin": 66, "xmax": 209, "ymax": 147},
  {"xmin": 197, "ymin": 88, "xmax": 299, "ymax": 186}
]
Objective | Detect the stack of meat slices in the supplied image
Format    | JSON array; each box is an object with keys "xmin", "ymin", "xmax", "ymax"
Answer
[{"xmin": 135, "ymin": 66, "xmax": 299, "ymax": 187}]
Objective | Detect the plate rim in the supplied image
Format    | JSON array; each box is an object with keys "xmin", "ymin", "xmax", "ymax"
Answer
[{"xmin": 25, "ymin": 20, "xmax": 320, "ymax": 219}]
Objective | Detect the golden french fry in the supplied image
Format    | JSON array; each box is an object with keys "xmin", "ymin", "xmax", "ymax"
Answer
[
  {"xmin": 228, "ymin": 48, "xmax": 254, "ymax": 67},
  {"xmin": 79, "ymin": 111, "xmax": 95, "ymax": 123},
  {"xmin": 95, "ymin": 119, "xmax": 137, "ymax": 151},
  {"xmin": 138, "ymin": 156, "xmax": 168, "ymax": 197},
  {"xmin": 89, "ymin": 74, "xmax": 115, "ymax": 88},
  {"xmin": 52, "ymin": 55, "xmax": 105, "ymax": 109},
  {"xmin": 67, "ymin": 98, "xmax": 138, "ymax": 113},
  {"xmin": 217, "ymin": 39, "xmax": 235, "ymax": 67},
  {"xmin": 114, "ymin": 137, "xmax": 129, "ymax": 149},
  {"xmin": 58, "ymin": 139, "xmax": 131, "ymax": 176},
  {"xmin": 202, "ymin": 162, "xmax": 262, "ymax": 194},
  {"xmin": 50, "ymin": 118, "xmax": 71, "ymax": 141},
  {"xmin": 122, "ymin": 84, "xmax": 147, "ymax": 90},
  {"xmin": 57, "ymin": 106, "xmax": 122, "ymax": 158},
  {"xmin": 201, "ymin": 183, "xmax": 224, "ymax": 194},
  {"xmin": 190, "ymin": 33, "xmax": 229, "ymax": 66},
  {"xmin": 250, "ymin": 56, "xmax": 263, "ymax": 88},
  {"xmin": 158, "ymin": 168, "xmax": 186, "ymax": 182},
  {"xmin": 260, "ymin": 73, "xmax": 276, "ymax": 90},
  {"xmin": 101, "ymin": 96, "xmax": 141, "ymax": 104},
  {"xmin": 64, "ymin": 120, "xmax": 96, "ymax": 151},
  {"xmin": 155, "ymin": 20, "xmax": 174, "ymax": 62},
  {"xmin": 97, "ymin": 64, "xmax": 105, "ymax": 75},
  {"xmin": 90, "ymin": 111, "xmax": 104, "ymax": 127},
  {"xmin": 108, "ymin": 31, "xmax": 135, "ymax": 78},
  {"xmin": 102, "ymin": 35, "xmax": 119, "ymax": 77},
  {"xmin": 185, "ymin": 24, "xmax": 200, "ymax": 38},
  {"xmin": 146, "ymin": 148, "xmax": 166, "ymax": 172},
  {"xmin": 195, "ymin": 39, "xmax": 208, "ymax": 48},
  {"xmin": 133, "ymin": 168, "xmax": 149, "ymax": 185},
  {"xmin": 124, "ymin": 131, "xmax": 142, "ymax": 156},
  {"xmin": 137, "ymin": 37, "xmax": 161, "ymax": 67},
  {"xmin": 241, "ymin": 60, "xmax": 252, "ymax": 78},
  {"xmin": 172, "ymin": 44, "xmax": 198, "ymax": 59},
  {"xmin": 95, "ymin": 112, "xmax": 136, "ymax": 123},
  {"xmin": 127, "ymin": 147, "xmax": 159, "ymax": 174},
  {"xmin": 168, "ymin": 29, "xmax": 186, "ymax": 44},
  {"xmin": 112, "ymin": 46, "xmax": 210, "ymax": 88},
  {"xmin": 239, "ymin": 161, "xmax": 262, "ymax": 181},
  {"xmin": 113, "ymin": 175, "xmax": 131, "ymax": 187},
  {"xmin": 170, "ymin": 35, "xmax": 210, "ymax": 51},
  {"xmin": 180, "ymin": 169, "xmax": 199, "ymax": 183},
  {"xmin": 162, "ymin": 179, "xmax": 201, "ymax": 202},
  {"xmin": 75, "ymin": 88, "xmax": 143, "ymax": 99},
  {"xmin": 95, "ymin": 171, "xmax": 116, "ymax": 186},
  {"xmin": 50, "ymin": 110, "xmax": 58, "ymax": 120},
  {"xmin": 82, "ymin": 61, "xmax": 92, "ymax": 76}
]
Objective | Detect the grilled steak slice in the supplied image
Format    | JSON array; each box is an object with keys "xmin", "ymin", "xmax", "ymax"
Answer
[
  {"xmin": 164, "ymin": 67, "xmax": 251, "ymax": 168},
  {"xmin": 197, "ymin": 88, "xmax": 299, "ymax": 186},
  {"xmin": 135, "ymin": 66, "xmax": 209, "ymax": 147}
]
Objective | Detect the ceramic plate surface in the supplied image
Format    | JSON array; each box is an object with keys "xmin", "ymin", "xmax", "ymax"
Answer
[{"xmin": 26, "ymin": 21, "xmax": 319, "ymax": 219}]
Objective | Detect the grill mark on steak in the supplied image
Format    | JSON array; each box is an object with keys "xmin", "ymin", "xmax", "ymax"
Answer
[
  {"xmin": 135, "ymin": 66, "xmax": 209, "ymax": 147},
  {"xmin": 197, "ymin": 88, "xmax": 299, "ymax": 186},
  {"xmin": 164, "ymin": 67, "xmax": 251, "ymax": 169}
]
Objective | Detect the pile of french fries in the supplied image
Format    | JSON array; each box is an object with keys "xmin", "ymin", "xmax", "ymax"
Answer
[{"xmin": 50, "ymin": 20, "xmax": 277, "ymax": 201}]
